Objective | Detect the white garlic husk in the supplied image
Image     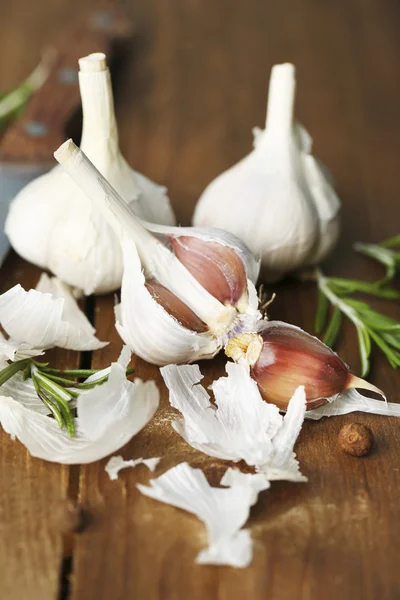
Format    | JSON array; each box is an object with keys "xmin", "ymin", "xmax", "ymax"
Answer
[
  {"xmin": 193, "ymin": 62, "xmax": 341, "ymax": 282},
  {"xmin": 54, "ymin": 140, "xmax": 261, "ymax": 366},
  {"xmin": 5, "ymin": 52, "xmax": 175, "ymax": 295}
]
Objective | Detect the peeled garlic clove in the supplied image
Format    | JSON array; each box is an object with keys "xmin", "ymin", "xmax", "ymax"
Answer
[
  {"xmin": 169, "ymin": 235, "xmax": 248, "ymax": 309},
  {"xmin": 145, "ymin": 280, "xmax": 207, "ymax": 333},
  {"xmin": 193, "ymin": 63, "xmax": 341, "ymax": 281},
  {"xmin": 6, "ymin": 52, "xmax": 175, "ymax": 295},
  {"xmin": 226, "ymin": 321, "xmax": 385, "ymax": 410},
  {"xmin": 55, "ymin": 141, "xmax": 261, "ymax": 365}
]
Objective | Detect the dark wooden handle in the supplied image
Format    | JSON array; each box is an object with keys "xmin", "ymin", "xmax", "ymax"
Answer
[{"xmin": 0, "ymin": 8, "xmax": 131, "ymax": 165}]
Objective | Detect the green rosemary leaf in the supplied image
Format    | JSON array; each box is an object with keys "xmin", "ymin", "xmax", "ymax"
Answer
[
  {"xmin": 34, "ymin": 371, "xmax": 75, "ymax": 436},
  {"xmin": 0, "ymin": 360, "xmax": 27, "ymax": 386},
  {"xmin": 328, "ymin": 277, "xmax": 399, "ymax": 299},
  {"xmin": 22, "ymin": 363, "xmax": 31, "ymax": 381},
  {"xmin": 40, "ymin": 366, "xmax": 134, "ymax": 378},
  {"xmin": 322, "ymin": 306, "xmax": 343, "ymax": 348},
  {"xmin": 355, "ymin": 322, "xmax": 371, "ymax": 378},
  {"xmin": 367, "ymin": 329, "xmax": 400, "ymax": 369},
  {"xmin": 43, "ymin": 373, "xmax": 78, "ymax": 387},
  {"xmin": 75, "ymin": 374, "xmax": 110, "ymax": 389},
  {"xmin": 32, "ymin": 373, "xmax": 65, "ymax": 430},
  {"xmin": 348, "ymin": 304, "xmax": 400, "ymax": 332},
  {"xmin": 380, "ymin": 234, "xmax": 400, "ymax": 249},
  {"xmin": 56, "ymin": 401, "xmax": 75, "ymax": 438},
  {"xmin": 31, "ymin": 359, "xmax": 50, "ymax": 368},
  {"xmin": 315, "ymin": 290, "xmax": 330, "ymax": 334},
  {"xmin": 40, "ymin": 367, "xmax": 101, "ymax": 377},
  {"xmin": 35, "ymin": 371, "xmax": 74, "ymax": 401},
  {"xmin": 354, "ymin": 242, "xmax": 398, "ymax": 282},
  {"xmin": 381, "ymin": 331, "xmax": 400, "ymax": 352}
]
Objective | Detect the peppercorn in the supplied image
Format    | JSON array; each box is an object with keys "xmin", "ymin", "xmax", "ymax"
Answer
[{"xmin": 338, "ymin": 423, "xmax": 374, "ymax": 457}]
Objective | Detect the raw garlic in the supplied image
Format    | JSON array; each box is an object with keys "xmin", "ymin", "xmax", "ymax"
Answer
[
  {"xmin": 54, "ymin": 140, "xmax": 261, "ymax": 366},
  {"xmin": 193, "ymin": 62, "xmax": 341, "ymax": 281},
  {"xmin": 225, "ymin": 321, "xmax": 390, "ymax": 412},
  {"xmin": 6, "ymin": 52, "xmax": 175, "ymax": 295}
]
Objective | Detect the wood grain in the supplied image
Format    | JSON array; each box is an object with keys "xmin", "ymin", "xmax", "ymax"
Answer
[{"xmin": 0, "ymin": 0, "xmax": 400, "ymax": 599}]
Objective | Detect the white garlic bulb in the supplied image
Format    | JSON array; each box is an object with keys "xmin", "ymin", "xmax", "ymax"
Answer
[
  {"xmin": 193, "ymin": 63, "xmax": 341, "ymax": 282},
  {"xmin": 54, "ymin": 140, "xmax": 261, "ymax": 366},
  {"xmin": 6, "ymin": 52, "xmax": 175, "ymax": 295}
]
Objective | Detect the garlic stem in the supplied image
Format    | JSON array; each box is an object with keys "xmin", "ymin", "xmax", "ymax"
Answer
[
  {"xmin": 264, "ymin": 63, "xmax": 296, "ymax": 137},
  {"xmin": 55, "ymin": 140, "xmax": 235, "ymax": 332},
  {"xmin": 79, "ymin": 53, "xmax": 119, "ymax": 163}
]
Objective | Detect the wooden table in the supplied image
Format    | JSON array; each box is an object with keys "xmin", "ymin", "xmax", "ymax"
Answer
[{"xmin": 1, "ymin": 1, "xmax": 400, "ymax": 598}]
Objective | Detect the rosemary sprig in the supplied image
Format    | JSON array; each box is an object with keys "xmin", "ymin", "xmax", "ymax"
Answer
[
  {"xmin": 0, "ymin": 50, "xmax": 54, "ymax": 130},
  {"xmin": 0, "ymin": 357, "xmax": 135, "ymax": 438},
  {"xmin": 316, "ymin": 270, "xmax": 400, "ymax": 377},
  {"xmin": 355, "ymin": 234, "xmax": 400, "ymax": 283}
]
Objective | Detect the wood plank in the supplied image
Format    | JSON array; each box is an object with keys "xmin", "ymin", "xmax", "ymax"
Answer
[{"xmin": 70, "ymin": 1, "xmax": 400, "ymax": 599}]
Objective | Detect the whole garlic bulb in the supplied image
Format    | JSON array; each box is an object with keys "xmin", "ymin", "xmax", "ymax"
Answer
[
  {"xmin": 193, "ymin": 63, "xmax": 341, "ymax": 282},
  {"xmin": 54, "ymin": 140, "xmax": 261, "ymax": 366},
  {"xmin": 6, "ymin": 53, "xmax": 175, "ymax": 295}
]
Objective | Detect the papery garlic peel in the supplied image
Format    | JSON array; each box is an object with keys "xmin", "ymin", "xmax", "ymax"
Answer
[
  {"xmin": 225, "ymin": 322, "xmax": 385, "ymax": 410},
  {"xmin": 54, "ymin": 140, "xmax": 261, "ymax": 366},
  {"xmin": 193, "ymin": 63, "xmax": 341, "ymax": 281},
  {"xmin": 6, "ymin": 52, "xmax": 175, "ymax": 295}
]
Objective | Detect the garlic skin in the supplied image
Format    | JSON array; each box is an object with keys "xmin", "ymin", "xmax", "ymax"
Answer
[
  {"xmin": 5, "ymin": 53, "xmax": 175, "ymax": 295},
  {"xmin": 54, "ymin": 140, "xmax": 261, "ymax": 366},
  {"xmin": 226, "ymin": 321, "xmax": 385, "ymax": 410},
  {"xmin": 193, "ymin": 63, "xmax": 341, "ymax": 281},
  {"xmin": 137, "ymin": 462, "xmax": 263, "ymax": 568},
  {"xmin": 0, "ymin": 346, "xmax": 160, "ymax": 465}
]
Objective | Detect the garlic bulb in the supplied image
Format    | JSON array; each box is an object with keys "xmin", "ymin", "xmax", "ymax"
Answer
[
  {"xmin": 6, "ymin": 52, "xmax": 175, "ymax": 295},
  {"xmin": 54, "ymin": 140, "xmax": 261, "ymax": 366},
  {"xmin": 193, "ymin": 63, "xmax": 341, "ymax": 281},
  {"xmin": 225, "ymin": 321, "xmax": 385, "ymax": 410}
]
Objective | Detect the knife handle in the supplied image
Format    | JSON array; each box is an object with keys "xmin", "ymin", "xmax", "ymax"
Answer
[{"xmin": 0, "ymin": 8, "xmax": 131, "ymax": 165}]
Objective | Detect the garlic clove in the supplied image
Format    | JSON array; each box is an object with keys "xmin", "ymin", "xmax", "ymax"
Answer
[
  {"xmin": 193, "ymin": 63, "xmax": 341, "ymax": 281},
  {"xmin": 115, "ymin": 239, "xmax": 220, "ymax": 365},
  {"xmin": 226, "ymin": 321, "xmax": 385, "ymax": 410},
  {"xmin": 6, "ymin": 52, "xmax": 175, "ymax": 295},
  {"xmin": 145, "ymin": 221, "xmax": 260, "ymax": 285},
  {"xmin": 169, "ymin": 235, "xmax": 248, "ymax": 310},
  {"xmin": 145, "ymin": 280, "xmax": 208, "ymax": 333}
]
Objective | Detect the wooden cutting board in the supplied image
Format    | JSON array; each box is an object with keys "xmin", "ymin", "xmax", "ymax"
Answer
[{"xmin": 0, "ymin": 1, "xmax": 399, "ymax": 599}]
